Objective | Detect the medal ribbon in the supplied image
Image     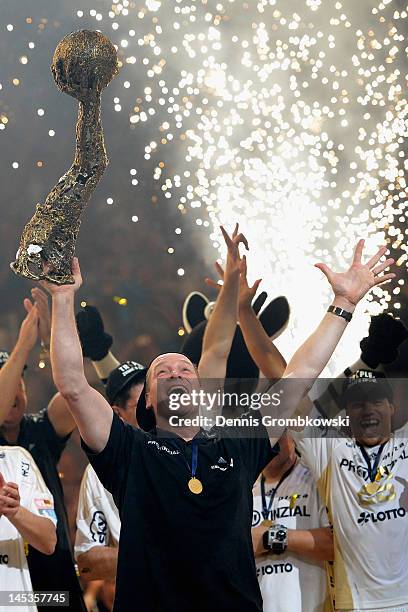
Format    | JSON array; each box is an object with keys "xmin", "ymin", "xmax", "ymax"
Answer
[
  {"xmin": 357, "ymin": 442, "xmax": 386, "ymax": 482},
  {"xmin": 167, "ymin": 438, "xmax": 199, "ymax": 479},
  {"xmin": 260, "ymin": 460, "xmax": 297, "ymax": 521},
  {"xmin": 191, "ymin": 440, "xmax": 198, "ymax": 479}
]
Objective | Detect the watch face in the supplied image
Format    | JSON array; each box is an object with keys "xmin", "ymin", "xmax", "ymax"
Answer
[{"xmin": 276, "ymin": 529, "xmax": 286, "ymax": 541}]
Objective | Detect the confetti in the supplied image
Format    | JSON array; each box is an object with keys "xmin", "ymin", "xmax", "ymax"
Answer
[{"xmin": 3, "ymin": 1, "xmax": 406, "ymax": 371}]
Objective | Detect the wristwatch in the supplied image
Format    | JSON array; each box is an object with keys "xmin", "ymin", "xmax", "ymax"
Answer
[{"xmin": 263, "ymin": 524, "xmax": 288, "ymax": 554}]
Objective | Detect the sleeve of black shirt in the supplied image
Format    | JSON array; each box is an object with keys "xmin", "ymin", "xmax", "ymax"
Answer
[
  {"xmin": 30, "ymin": 409, "xmax": 71, "ymax": 464},
  {"xmin": 81, "ymin": 413, "xmax": 137, "ymax": 509}
]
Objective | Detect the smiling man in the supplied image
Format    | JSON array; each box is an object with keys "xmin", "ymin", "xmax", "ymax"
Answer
[{"xmin": 293, "ymin": 369, "xmax": 408, "ymax": 611}]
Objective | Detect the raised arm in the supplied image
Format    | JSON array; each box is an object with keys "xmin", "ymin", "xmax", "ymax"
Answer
[
  {"xmin": 198, "ymin": 224, "xmax": 247, "ymax": 380},
  {"xmin": 206, "ymin": 257, "xmax": 287, "ymax": 380},
  {"xmin": 42, "ymin": 259, "xmax": 113, "ymax": 452},
  {"xmin": 0, "ymin": 303, "xmax": 38, "ymax": 425},
  {"xmin": 284, "ymin": 240, "xmax": 394, "ymax": 383},
  {"xmin": 28, "ymin": 287, "xmax": 77, "ymax": 438},
  {"xmin": 275, "ymin": 240, "xmax": 395, "ymax": 425}
]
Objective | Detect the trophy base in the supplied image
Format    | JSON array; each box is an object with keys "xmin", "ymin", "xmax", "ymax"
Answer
[{"xmin": 10, "ymin": 256, "xmax": 74, "ymax": 285}]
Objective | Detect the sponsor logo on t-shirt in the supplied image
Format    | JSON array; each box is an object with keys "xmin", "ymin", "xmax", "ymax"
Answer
[
  {"xmin": 90, "ymin": 511, "xmax": 108, "ymax": 544},
  {"xmin": 21, "ymin": 460, "xmax": 30, "ymax": 477},
  {"xmin": 210, "ymin": 456, "xmax": 234, "ymax": 471},
  {"xmin": 34, "ymin": 498, "xmax": 53, "ymax": 510},
  {"xmin": 147, "ymin": 440, "xmax": 180, "ymax": 455},
  {"xmin": 252, "ymin": 504, "xmax": 310, "ymax": 527},
  {"xmin": 257, "ymin": 562, "xmax": 293, "ymax": 576},
  {"xmin": 357, "ymin": 506, "xmax": 406, "ymax": 525},
  {"xmin": 35, "ymin": 498, "xmax": 56, "ymax": 520},
  {"xmin": 39, "ymin": 508, "xmax": 57, "ymax": 520}
]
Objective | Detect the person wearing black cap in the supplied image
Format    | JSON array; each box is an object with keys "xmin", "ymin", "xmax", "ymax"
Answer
[
  {"xmin": 293, "ymin": 367, "xmax": 408, "ymax": 611},
  {"xmin": 44, "ymin": 230, "xmax": 394, "ymax": 612},
  {"xmin": 75, "ymin": 360, "xmax": 146, "ymax": 602},
  {"xmin": 105, "ymin": 360, "xmax": 147, "ymax": 427},
  {"xmin": 0, "ymin": 288, "xmax": 86, "ymax": 611}
]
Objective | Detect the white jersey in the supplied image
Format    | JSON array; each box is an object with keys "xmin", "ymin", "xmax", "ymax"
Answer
[
  {"xmin": 253, "ymin": 460, "xmax": 331, "ymax": 612},
  {"xmin": 0, "ymin": 446, "xmax": 57, "ymax": 612},
  {"xmin": 294, "ymin": 421, "xmax": 408, "ymax": 611},
  {"xmin": 75, "ymin": 464, "xmax": 120, "ymax": 558}
]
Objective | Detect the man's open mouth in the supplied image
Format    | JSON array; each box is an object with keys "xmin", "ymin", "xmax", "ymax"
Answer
[
  {"xmin": 359, "ymin": 418, "xmax": 380, "ymax": 429},
  {"xmin": 167, "ymin": 384, "xmax": 189, "ymax": 397}
]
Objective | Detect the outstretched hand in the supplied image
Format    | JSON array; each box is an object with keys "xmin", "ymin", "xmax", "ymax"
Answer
[
  {"xmin": 315, "ymin": 240, "xmax": 395, "ymax": 307},
  {"xmin": 40, "ymin": 258, "xmax": 83, "ymax": 296},
  {"xmin": 206, "ymin": 254, "xmax": 261, "ymax": 312},
  {"xmin": 221, "ymin": 223, "xmax": 248, "ymax": 279}
]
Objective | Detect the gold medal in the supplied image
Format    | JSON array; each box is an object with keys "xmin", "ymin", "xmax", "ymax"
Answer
[
  {"xmin": 365, "ymin": 482, "xmax": 381, "ymax": 495},
  {"xmin": 188, "ymin": 477, "xmax": 203, "ymax": 495},
  {"xmin": 261, "ymin": 519, "xmax": 273, "ymax": 528}
]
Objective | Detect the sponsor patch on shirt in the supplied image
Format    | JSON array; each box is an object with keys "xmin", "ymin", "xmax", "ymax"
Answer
[
  {"xmin": 38, "ymin": 508, "xmax": 57, "ymax": 520},
  {"xmin": 34, "ymin": 498, "xmax": 54, "ymax": 510}
]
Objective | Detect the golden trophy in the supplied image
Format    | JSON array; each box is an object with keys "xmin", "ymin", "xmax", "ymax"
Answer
[{"xmin": 11, "ymin": 30, "xmax": 118, "ymax": 284}]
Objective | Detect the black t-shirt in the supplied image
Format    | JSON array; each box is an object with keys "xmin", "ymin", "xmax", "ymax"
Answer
[
  {"xmin": 0, "ymin": 409, "xmax": 86, "ymax": 611},
  {"xmin": 83, "ymin": 413, "xmax": 274, "ymax": 612}
]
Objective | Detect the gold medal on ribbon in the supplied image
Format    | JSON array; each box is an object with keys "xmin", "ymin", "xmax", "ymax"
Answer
[
  {"xmin": 261, "ymin": 519, "xmax": 273, "ymax": 528},
  {"xmin": 188, "ymin": 477, "xmax": 203, "ymax": 495},
  {"xmin": 365, "ymin": 482, "xmax": 381, "ymax": 495},
  {"xmin": 357, "ymin": 471, "xmax": 395, "ymax": 506}
]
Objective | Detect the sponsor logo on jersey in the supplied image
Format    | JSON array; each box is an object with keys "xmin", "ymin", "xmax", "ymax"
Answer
[
  {"xmin": 210, "ymin": 456, "xmax": 234, "ymax": 471},
  {"xmin": 34, "ymin": 498, "xmax": 53, "ymax": 510},
  {"xmin": 339, "ymin": 457, "xmax": 398, "ymax": 479},
  {"xmin": 35, "ymin": 498, "xmax": 56, "ymax": 521},
  {"xmin": 252, "ymin": 505, "xmax": 310, "ymax": 526},
  {"xmin": 147, "ymin": 440, "xmax": 180, "ymax": 455},
  {"xmin": 357, "ymin": 506, "xmax": 406, "ymax": 525},
  {"xmin": 257, "ymin": 562, "xmax": 293, "ymax": 576},
  {"xmin": 21, "ymin": 460, "xmax": 30, "ymax": 477},
  {"xmin": 90, "ymin": 511, "xmax": 108, "ymax": 544},
  {"xmin": 39, "ymin": 508, "xmax": 57, "ymax": 520}
]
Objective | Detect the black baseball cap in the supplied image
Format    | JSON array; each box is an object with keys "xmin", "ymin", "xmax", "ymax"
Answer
[
  {"xmin": 342, "ymin": 369, "xmax": 393, "ymax": 406},
  {"xmin": 106, "ymin": 361, "xmax": 147, "ymax": 405},
  {"xmin": 0, "ymin": 350, "xmax": 27, "ymax": 372}
]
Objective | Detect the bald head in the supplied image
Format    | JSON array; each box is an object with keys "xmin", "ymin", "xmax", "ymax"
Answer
[
  {"xmin": 144, "ymin": 353, "xmax": 200, "ymax": 419},
  {"xmin": 146, "ymin": 353, "xmax": 197, "ymax": 390}
]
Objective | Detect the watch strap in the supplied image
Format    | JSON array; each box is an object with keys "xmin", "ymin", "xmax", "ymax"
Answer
[{"xmin": 327, "ymin": 304, "xmax": 353, "ymax": 323}]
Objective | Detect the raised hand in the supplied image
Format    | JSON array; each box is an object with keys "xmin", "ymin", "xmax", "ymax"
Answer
[
  {"xmin": 221, "ymin": 223, "xmax": 248, "ymax": 280},
  {"xmin": 206, "ymin": 254, "xmax": 261, "ymax": 312},
  {"xmin": 238, "ymin": 255, "xmax": 262, "ymax": 312},
  {"xmin": 17, "ymin": 300, "xmax": 39, "ymax": 353},
  {"xmin": 315, "ymin": 240, "xmax": 395, "ymax": 308},
  {"xmin": 40, "ymin": 257, "xmax": 83, "ymax": 296},
  {"xmin": 205, "ymin": 261, "xmax": 224, "ymax": 293},
  {"xmin": 31, "ymin": 287, "xmax": 51, "ymax": 347}
]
